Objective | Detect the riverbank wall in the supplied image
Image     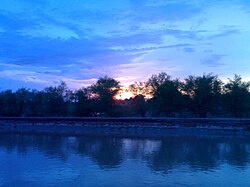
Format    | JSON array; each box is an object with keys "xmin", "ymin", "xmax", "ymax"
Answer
[{"xmin": 1, "ymin": 117, "xmax": 250, "ymax": 136}]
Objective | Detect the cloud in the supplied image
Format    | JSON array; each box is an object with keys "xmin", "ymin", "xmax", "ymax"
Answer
[
  {"xmin": 0, "ymin": 62, "xmax": 22, "ymax": 68},
  {"xmin": 0, "ymin": 0, "xmax": 250, "ymax": 90},
  {"xmin": 183, "ymin": 47, "xmax": 196, "ymax": 53},
  {"xmin": 0, "ymin": 69, "xmax": 98, "ymax": 89},
  {"xmin": 20, "ymin": 24, "xmax": 79, "ymax": 40},
  {"xmin": 127, "ymin": 0, "xmax": 204, "ymax": 23},
  {"xmin": 208, "ymin": 27, "xmax": 240, "ymax": 39},
  {"xmin": 111, "ymin": 61, "xmax": 179, "ymax": 86},
  {"xmin": 112, "ymin": 44, "xmax": 192, "ymax": 52},
  {"xmin": 200, "ymin": 55, "xmax": 227, "ymax": 67}
]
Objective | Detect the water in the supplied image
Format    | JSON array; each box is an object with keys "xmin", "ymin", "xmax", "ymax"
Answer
[{"xmin": 0, "ymin": 132, "xmax": 250, "ymax": 187}]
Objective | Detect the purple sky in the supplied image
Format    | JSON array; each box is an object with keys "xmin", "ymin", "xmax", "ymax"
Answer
[{"xmin": 1, "ymin": 0, "xmax": 250, "ymax": 90}]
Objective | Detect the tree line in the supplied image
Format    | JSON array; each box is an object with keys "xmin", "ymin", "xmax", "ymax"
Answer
[{"xmin": 0, "ymin": 73, "xmax": 250, "ymax": 118}]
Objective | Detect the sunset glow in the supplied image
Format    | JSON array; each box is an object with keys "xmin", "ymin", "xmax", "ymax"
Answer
[
  {"xmin": 1, "ymin": 0, "xmax": 250, "ymax": 90},
  {"xmin": 115, "ymin": 91, "xmax": 134, "ymax": 100},
  {"xmin": 1, "ymin": 1, "xmax": 250, "ymax": 187}
]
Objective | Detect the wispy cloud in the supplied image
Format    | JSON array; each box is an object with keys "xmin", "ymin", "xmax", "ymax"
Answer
[
  {"xmin": 0, "ymin": 0, "xmax": 250, "ymax": 89},
  {"xmin": 200, "ymin": 55, "xmax": 226, "ymax": 67}
]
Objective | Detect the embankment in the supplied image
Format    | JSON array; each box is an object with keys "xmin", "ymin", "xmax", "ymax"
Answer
[{"xmin": 1, "ymin": 117, "xmax": 250, "ymax": 137}]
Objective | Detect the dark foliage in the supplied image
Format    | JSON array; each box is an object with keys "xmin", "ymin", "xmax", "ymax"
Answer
[{"xmin": 0, "ymin": 74, "xmax": 249, "ymax": 118}]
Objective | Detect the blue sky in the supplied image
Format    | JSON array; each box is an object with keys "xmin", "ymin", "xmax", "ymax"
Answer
[{"xmin": 1, "ymin": 0, "xmax": 250, "ymax": 90}]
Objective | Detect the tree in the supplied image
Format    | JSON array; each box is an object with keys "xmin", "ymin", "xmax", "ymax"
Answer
[
  {"xmin": 128, "ymin": 82, "xmax": 148, "ymax": 117},
  {"xmin": 147, "ymin": 72, "xmax": 171, "ymax": 96},
  {"xmin": 147, "ymin": 73, "xmax": 185, "ymax": 117},
  {"xmin": 90, "ymin": 76, "xmax": 121, "ymax": 116},
  {"xmin": 15, "ymin": 88, "xmax": 32, "ymax": 116},
  {"xmin": 29, "ymin": 89, "xmax": 43, "ymax": 116},
  {"xmin": 75, "ymin": 88, "xmax": 94, "ymax": 117},
  {"xmin": 41, "ymin": 81, "xmax": 68, "ymax": 116},
  {"xmin": 184, "ymin": 74, "xmax": 222, "ymax": 118},
  {"xmin": 224, "ymin": 75, "xmax": 250, "ymax": 118},
  {"xmin": 157, "ymin": 79, "xmax": 186, "ymax": 117},
  {"xmin": 129, "ymin": 95, "xmax": 146, "ymax": 117},
  {"xmin": 129, "ymin": 82, "xmax": 149, "ymax": 97},
  {"xmin": 0, "ymin": 90, "xmax": 17, "ymax": 116}
]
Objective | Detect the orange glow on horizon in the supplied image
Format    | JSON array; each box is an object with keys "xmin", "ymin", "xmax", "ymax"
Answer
[{"xmin": 115, "ymin": 91, "xmax": 134, "ymax": 100}]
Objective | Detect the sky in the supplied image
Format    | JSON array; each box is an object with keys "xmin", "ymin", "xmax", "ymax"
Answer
[{"xmin": 1, "ymin": 0, "xmax": 250, "ymax": 90}]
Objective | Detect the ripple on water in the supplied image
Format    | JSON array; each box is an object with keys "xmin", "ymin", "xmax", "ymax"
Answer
[
  {"xmin": 1, "ymin": 133, "xmax": 250, "ymax": 186},
  {"xmin": 22, "ymin": 165, "xmax": 80, "ymax": 185}
]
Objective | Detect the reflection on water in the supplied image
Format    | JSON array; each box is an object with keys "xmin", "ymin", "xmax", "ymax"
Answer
[{"xmin": 0, "ymin": 133, "xmax": 250, "ymax": 186}]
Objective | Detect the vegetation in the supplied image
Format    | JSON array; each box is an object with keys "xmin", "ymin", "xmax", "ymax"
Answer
[
  {"xmin": 223, "ymin": 75, "xmax": 250, "ymax": 118},
  {"xmin": 183, "ymin": 74, "xmax": 222, "ymax": 118},
  {"xmin": 0, "ymin": 73, "xmax": 250, "ymax": 118}
]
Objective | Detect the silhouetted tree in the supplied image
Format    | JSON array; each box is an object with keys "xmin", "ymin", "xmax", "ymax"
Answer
[
  {"xmin": 0, "ymin": 90, "xmax": 17, "ymax": 116},
  {"xmin": 224, "ymin": 75, "xmax": 250, "ymax": 118},
  {"xmin": 75, "ymin": 88, "xmax": 94, "ymax": 116},
  {"xmin": 0, "ymin": 73, "xmax": 250, "ymax": 118},
  {"xmin": 127, "ymin": 82, "xmax": 149, "ymax": 117},
  {"xmin": 147, "ymin": 72, "xmax": 170, "ymax": 96},
  {"xmin": 41, "ymin": 81, "xmax": 68, "ymax": 116},
  {"xmin": 147, "ymin": 73, "xmax": 186, "ymax": 117},
  {"xmin": 29, "ymin": 89, "xmax": 44, "ymax": 116},
  {"xmin": 129, "ymin": 95, "xmax": 146, "ymax": 117},
  {"xmin": 184, "ymin": 74, "xmax": 222, "ymax": 118},
  {"xmin": 15, "ymin": 88, "xmax": 32, "ymax": 116},
  {"xmin": 129, "ymin": 81, "xmax": 149, "ymax": 97},
  {"xmin": 90, "ymin": 76, "xmax": 121, "ymax": 116}
]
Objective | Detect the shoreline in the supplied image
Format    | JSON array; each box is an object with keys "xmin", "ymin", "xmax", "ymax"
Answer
[{"xmin": 1, "ymin": 117, "xmax": 250, "ymax": 137}]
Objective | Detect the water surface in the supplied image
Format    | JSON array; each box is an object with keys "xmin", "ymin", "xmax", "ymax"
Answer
[{"xmin": 0, "ymin": 132, "xmax": 250, "ymax": 186}]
